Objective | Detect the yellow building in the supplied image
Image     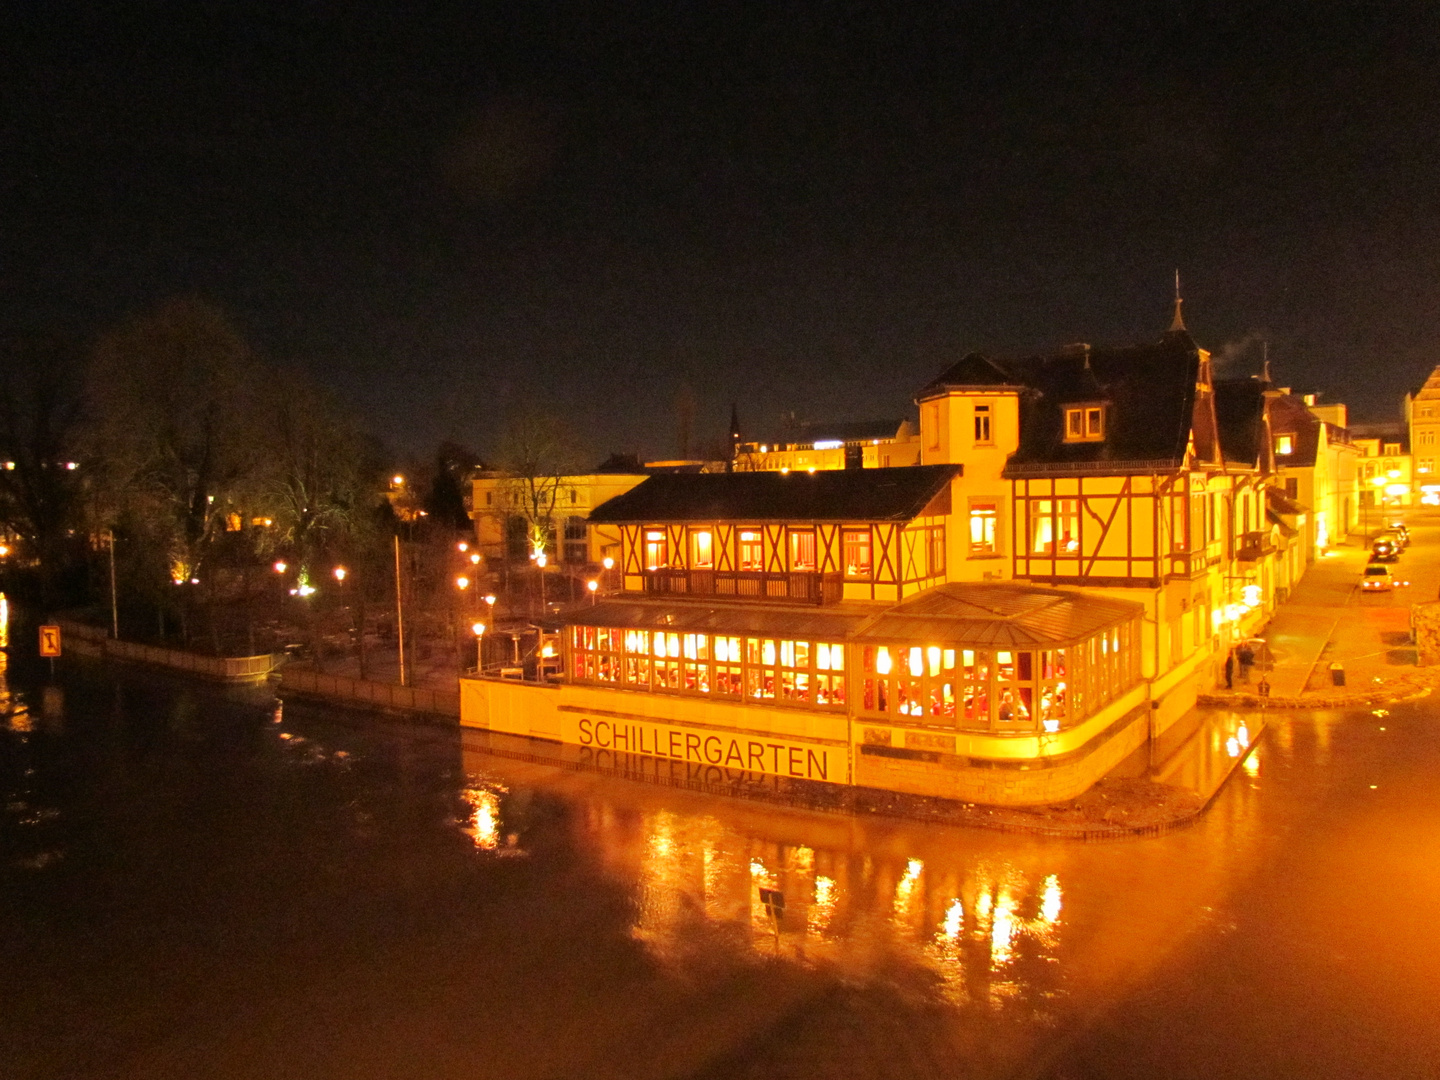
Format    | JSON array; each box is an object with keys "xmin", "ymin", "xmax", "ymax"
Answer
[
  {"xmin": 462, "ymin": 314, "xmax": 1288, "ymax": 807},
  {"xmin": 471, "ymin": 470, "xmax": 649, "ymax": 569},
  {"xmin": 1407, "ymin": 366, "xmax": 1440, "ymax": 501},
  {"xmin": 735, "ymin": 419, "xmax": 920, "ymax": 472},
  {"xmin": 1348, "ymin": 430, "xmax": 1412, "ymax": 515}
]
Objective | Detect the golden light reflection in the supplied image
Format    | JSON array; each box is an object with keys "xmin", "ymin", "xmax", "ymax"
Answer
[
  {"xmin": 809, "ymin": 874, "xmax": 837, "ymax": 936},
  {"xmin": 562, "ymin": 790, "xmax": 1076, "ymax": 1015},
  {"xmin": 461, "ymin": 785, "xmax": 504, "ymax": 850},
  {"xmin": 893, "ymin": 857, "xmax": 924, "ymax": 924},
  {"xmin": 0, "ymin": 591, "xmax": 8, "ymax": 648},
  {"xmin": 990, "ymin": 890, "xmax": 1018, "ymax": 967},
  {"xmin": 1243, "ymin": 750, "xmax": 1261, "ymax": 777},
  {"xmin": 941, "ymin": 898, "xmax": 964, "ymax": 940},
  {"xmin": 1040, "ymin": 874, "xmax": 1062, "ymax": 925}
]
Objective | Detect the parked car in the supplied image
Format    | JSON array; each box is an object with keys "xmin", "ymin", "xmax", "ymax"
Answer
[
  {"xmin": 1362, "ymin": 564, "xmax": 1409, "ymax": 591},
  {"xmin": 1381, "ymin": 524, "xmax": 1410, "ymax": 549},
  {"xmin": 1370, "ymin": 538, "xmax": 1400, "ymax": 563}
]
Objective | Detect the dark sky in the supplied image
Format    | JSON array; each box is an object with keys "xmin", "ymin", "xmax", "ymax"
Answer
[{"xmin": 6, "ymin": 2, "xmax": 1440, "ymax": 461}]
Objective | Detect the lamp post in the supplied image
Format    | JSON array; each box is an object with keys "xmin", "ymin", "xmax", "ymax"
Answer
[
  {"xmin": 602, "ymin": 555, "xmax": 614, "ymax": 593},
  {"xmin": 471, "ymin": 621, "xmax": 486, "ymax": 672},
  {"xmin": 587, "ymin": 579, "xmax": 599, "ymax": 605},
  {"xmin": 394, "ymin": 535, "xmax": 406, "ymax": 688}
]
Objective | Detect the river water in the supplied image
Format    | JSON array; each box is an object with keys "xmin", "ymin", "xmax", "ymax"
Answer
[{"xmin": 3, "ymin": 640, "xmax": 1439, "ymax": 1079}]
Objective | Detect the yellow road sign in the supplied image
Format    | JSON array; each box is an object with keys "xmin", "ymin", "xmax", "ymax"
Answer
[{"xmin": 39, "ymin": 624, "xmax": 62, "ymax": 658}]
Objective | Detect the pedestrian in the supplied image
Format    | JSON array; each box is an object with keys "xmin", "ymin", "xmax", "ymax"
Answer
[
  {"xmin": 1237, "ymin": 642, "xmax": 1255, "ymax": 683},
  {"xmin": 1223, "ymin": 651, "xmax": 1234, "ymax": 689}
]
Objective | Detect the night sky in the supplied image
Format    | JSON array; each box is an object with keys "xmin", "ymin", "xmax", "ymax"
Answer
[{"xmin": 7, "ymin": 2, "xmax": 1440, "ymax": 461}]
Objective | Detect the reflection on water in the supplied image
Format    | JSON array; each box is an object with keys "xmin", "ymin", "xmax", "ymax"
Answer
[
  {"xmin": 465, "ymin": 749, "xmax": 1082, "ymax": 1018},
  {"xmin": 13, "ymin": 655, "xmax": 1437, "ymax": 1080}
]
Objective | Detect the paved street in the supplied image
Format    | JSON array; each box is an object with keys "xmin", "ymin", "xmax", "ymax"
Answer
[{"xmin": 1225, "ymin": 507, "xmax": 1439, "ymax": 699}]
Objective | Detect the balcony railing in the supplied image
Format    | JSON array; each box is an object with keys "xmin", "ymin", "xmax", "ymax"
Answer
[{"xmin": 639, "ymin": 568, "xmax": 844, "ymax": 606}]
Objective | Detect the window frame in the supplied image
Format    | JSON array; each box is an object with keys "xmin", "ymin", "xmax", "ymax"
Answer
[
  {"xmin": 973, "ymin": 402, "xmax": 992, "ymax": 445},
  {"xmin": 1062, "ymin": 403, "xmax": 1106, "ymax": 443},
  {"xmin": 842, "ymin": 526, "xmax": 874, "ymax": 581}
]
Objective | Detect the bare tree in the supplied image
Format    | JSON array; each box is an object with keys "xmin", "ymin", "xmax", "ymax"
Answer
[
  {"xmin": 85, "ymin": 297, "xmax": 265, "ymax": 586},
  {"xmin": 492, "ymin": 407, "xmax": 579, "ymax": 564}
]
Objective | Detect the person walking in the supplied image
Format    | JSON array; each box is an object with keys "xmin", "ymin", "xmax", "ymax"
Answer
[
  {"xmin": 1224, "ymin": 650, "xmax": 1235, "ymax": 689},
  {"xmin": 1236, "ymin": 642, "xmax": 1255, "ymax": 683}
]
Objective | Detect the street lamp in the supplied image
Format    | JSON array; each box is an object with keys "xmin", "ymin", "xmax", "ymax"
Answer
[
  {"xmin": 587, "ymin": 579, "xmax": 599, "ymax": 605},
  {"xmin": 333, "ymin": 566, "xmax": 347, "ymax": 582},
  {"xmin": 273, "ymin": 560, "xmax": 287, "ymax": 574},
  {"xmin": 457, "ymin": 541, "xmax": 469, "ymax": 553},
  {"xmin": 456, "ymin": 575, "xmax": 470, "ymax": 590},
  {"xmin": 471, "ymin": 621, "xmax": 486, "ymax": 672}
]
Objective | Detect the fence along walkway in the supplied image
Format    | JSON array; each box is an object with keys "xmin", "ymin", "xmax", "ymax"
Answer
[
  {"xmin": 278, "ymin": 666, "xmax": 460, "ymax": 718},
  {"xmin": 53, "ymin": 618, "xmax": 281, "ymax": 682}
]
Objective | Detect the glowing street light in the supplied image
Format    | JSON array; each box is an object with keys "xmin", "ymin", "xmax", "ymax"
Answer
[
  {"xmin": 456, "ymin": 575, "xmax": 470, "ymax": 590},
  {"xmin": 587, "ymin": 579, "xmax": 599, "ymax": 605},
  {"xmin": 457, "ymin": 541, "xmax": 469, "ymax": 552},
  {"xmin": 602, "ymin": 556, "xmax": 614, "ymax": 570},
  {"xmin": 273, "ymin": 560, "xmax": 287, "ymax": 574},
  {"xmin": 469, "ymin": 552, "xmax": 481, "ymax": 565},
  {"xmin": 333, "ymin": 566, "xmax": 348, "ymax": 582},
  {"xmin": 392, "ymin": 474, "xmax": 405, "ymax": 486}
]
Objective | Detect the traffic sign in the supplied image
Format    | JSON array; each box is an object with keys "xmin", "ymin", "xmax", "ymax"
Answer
[{"xmin": 39, "ymin": 624, "xmax": 62, "ymax": 658}]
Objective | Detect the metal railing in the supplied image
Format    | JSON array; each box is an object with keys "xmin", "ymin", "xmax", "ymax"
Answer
[{"xmin": 279, "ymin": 667, "xmax": 460, "ymax": 717}]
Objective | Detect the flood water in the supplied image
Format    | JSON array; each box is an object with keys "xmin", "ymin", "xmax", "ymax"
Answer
[{"xmin": 4, "ymin": 647, "xmax": 1440, "ymax": 1079}]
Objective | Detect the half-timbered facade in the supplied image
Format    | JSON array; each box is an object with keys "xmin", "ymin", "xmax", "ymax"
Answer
[{"xmin": 461, "ymin": 310, "xmax": 1293, "ymax": 808}]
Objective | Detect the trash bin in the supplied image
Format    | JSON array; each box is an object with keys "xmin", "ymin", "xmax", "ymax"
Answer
[{"xmin": 1330, "ymin": 662, "xmax": 1346, "ymax": 686}]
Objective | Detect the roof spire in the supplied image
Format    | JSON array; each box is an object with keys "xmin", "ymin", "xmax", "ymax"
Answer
[
  {"xmin": 1261, "ymin": 341, "xmax": 1271, "ymax": 384},
  {"xmin": 1169, "ymin": 269, "xmax": 1186, "ymax": 333}
]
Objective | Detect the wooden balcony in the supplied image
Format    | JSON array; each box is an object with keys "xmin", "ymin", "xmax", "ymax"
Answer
[
  {"xmin": 639, "ymin": 568, "xmax": 844, "ymax": 606},
  {"xmin": 1235, "ymin": 531, "xmax": 1274, "ymax": 564}
]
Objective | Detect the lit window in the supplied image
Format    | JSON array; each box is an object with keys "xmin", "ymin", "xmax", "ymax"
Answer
[
  {"xmin": 1275, "ymin": 434, "xmax": 1294, "ymax": 455},
  {"xmin": 842, "ymin": 528, "xmax": 872, "ymax": 579},
  {"xmin": 690, "ymin": 529, "xmax": 713, "ymax": 568},
  {"xmin": 974, "ymin": 403, "xmax": 992, "ymax": 444},
  {"xmin": 738, "ymin": 530, "xmax": 764, "ymax": 571},
  {"xmin": 969, "ymin": 501, "xmax": 997, "ymax": 554},
  {"xmin": 644, "ymin": 530, "xmax": 668, "ymax": 569},
  {"xmin": 1063, "ymin": 404, "xmax": 1105, "ymax": 442},
  {"xmin": 789, "ymin": 528, "xmax": 816, "ymax": 571}
]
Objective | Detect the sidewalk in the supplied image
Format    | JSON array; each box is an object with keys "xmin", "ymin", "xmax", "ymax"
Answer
[{"xmin": 1203, "ymin": 511, "xmax": 1440, "ymax": 708}]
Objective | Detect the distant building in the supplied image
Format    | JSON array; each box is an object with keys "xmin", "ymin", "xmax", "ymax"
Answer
[
  {"xmin": 1348, "ymin": 422, "xmax": 1412, "ymax": 512},
  {"xmin": 734, "ymin": 419, "xmax": 920, "ymax": 472},
  {"xmin": 1405, "ymin": 366, "xmax": 1440, "ymax": 503}
]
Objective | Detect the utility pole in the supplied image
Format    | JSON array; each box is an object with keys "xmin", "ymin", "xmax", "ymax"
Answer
[
  {"xmin": 394, "ymin": 534, "xmax": 407, "ymax": 687},
  {"xmin": 107, "ymin": 530, "xmax": 119, "ymax": 639}
]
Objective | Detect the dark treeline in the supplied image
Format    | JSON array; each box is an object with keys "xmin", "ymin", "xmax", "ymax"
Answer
[{"xmin": 0, "ymin": 297, "xmax": 478, "ymax": 658}]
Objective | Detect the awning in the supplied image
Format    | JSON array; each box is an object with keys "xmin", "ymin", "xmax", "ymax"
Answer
[
  {"xmin": 1266, "ymin": 486, "xmax": 1310, "ymax": 516},
  {"xmin": 561, "ymin": 599, "xmax": 874, "ymax": 640},
  {"xmin": 848, "ymin": 583, "xmax": 1143, "ymax": 649}
]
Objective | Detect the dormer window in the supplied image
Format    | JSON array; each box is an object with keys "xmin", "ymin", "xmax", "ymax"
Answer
[
  {"xmin": 1063, "ymin": 404, "xmax": 1106, "ymax": 443},
  {"xmin": 1275, "ymin": 434, "xmax": 1294, "ymax": 455}
]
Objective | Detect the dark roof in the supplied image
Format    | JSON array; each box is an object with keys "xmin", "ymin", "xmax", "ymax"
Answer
[
  {"xmin": 1214, "ymin": 378, "xmax": 1269, "ymax": 468},
  {"xmin": 958, "ymin": 332, "xmax": 1202, "ymax": 474},
  {"xmin": 848, "ymin": 583, "xmax": 1143, "ymax": 649},
  {"xmin": 917, "ymin": 352, "xmax": 1023, "ymax": 395},
  {"xmin": 1265, "ymin": 393, "xmax": 1321, "ymax": 468},
  {"xmin": 589, "ymin": 464, "xmax": 959, "ymax": 523}
]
